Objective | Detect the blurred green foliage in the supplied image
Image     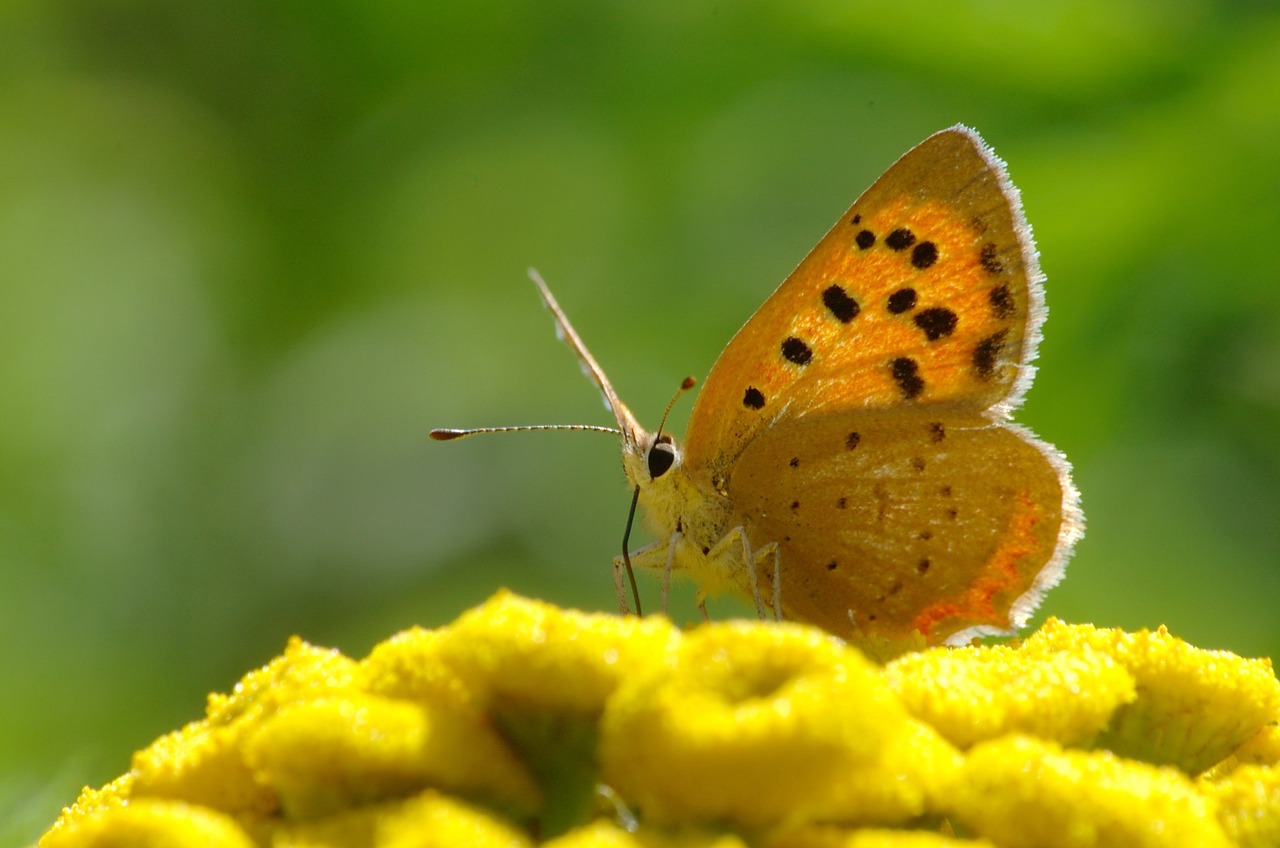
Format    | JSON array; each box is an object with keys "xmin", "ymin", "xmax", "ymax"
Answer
[{"xmin": 3, "ymin": 1, "xmax": 1279, "ymax": 842}]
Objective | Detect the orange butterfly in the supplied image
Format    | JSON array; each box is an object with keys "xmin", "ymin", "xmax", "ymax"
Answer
[{"xmin": 435, "ymin": 126, "xmax": 1082, "ymax": 659}]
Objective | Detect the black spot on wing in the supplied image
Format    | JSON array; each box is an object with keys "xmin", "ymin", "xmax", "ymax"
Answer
[
  {"xmin": 885, "ymin": 228, "xmax": 916, "ymax": 251},
  {"xmin": 913, "ymin": 307, "xmax": 957, "ymax": 341},
  {"xmin": 780, "ymin": 336, "xmax": 813, "ymax": 366},
  {"xmin": 890, "ymin": 357, "xmax": 924, "ymax": 400},
  {"xmin": 822, "ymin": 285, "xmax": 860, "ymax": 323},
  {"xmin": 973, "ymin": 331, "xmax": 1008, "ymax": 381},
  {"xmin": 887, "ymin": 288, "xmax": 916, "ymax": 314},
  {"xmin": 980, "ymin": 242, "xmax": 1005, "ymax": 275},
  {"xmin": 989, "ymin": 283, "xmax": 1015, "ymax": 319},
  {"xmin": 911, "ymin": 241, "xmax": 938, "ymax": 269}
]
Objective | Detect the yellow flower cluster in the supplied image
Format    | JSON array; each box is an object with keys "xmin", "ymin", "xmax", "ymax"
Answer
[{"xmin": 41, "ymin": 592, "xmax": 1280, "ymax": 848}]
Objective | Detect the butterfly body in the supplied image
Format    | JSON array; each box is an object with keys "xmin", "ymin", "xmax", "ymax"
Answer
[
  {"xmin": 619, "ymin": 433, "xmax": 772, "ymax": 609},
  {"xmin": 437, "ymin": 125, "xmax": 1082, "ymax": 660}
]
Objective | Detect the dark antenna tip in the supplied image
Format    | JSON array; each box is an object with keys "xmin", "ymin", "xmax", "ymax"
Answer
[{"xmin": 654, "ymin": 375, "xmax": 698, "ymax": 441}]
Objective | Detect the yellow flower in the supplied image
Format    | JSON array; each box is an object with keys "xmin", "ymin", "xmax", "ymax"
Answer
[
  {"xmin": 1025, "ymin": 620, "xmax": 1280, "ymax": 774},
  {"xmin": 884, "ymin": 640, "xmax": 1136, "ymax": 749},
  {"xmin": 600, "ymin": 621, "xmax": 961, "ymax": 829},
  {"xmin": 357, "ymin": 626, "xmax": 485, "ymax": 720},
  {"xmin": 130, "ymin": 719, "xmax": 277, "ymax": 817},
  {"xmin": 241, "ymin": 692, "xmax": 541, "ymax": 819},
  {"xmin": 428, "ymin": 591, "xmax": 685, "ymax": 834},
  {"xmin": 432, "ymin": 590, "xmax": 682, "ymax": 714},
  {"xmin": 265, "ymin": 802, "xmax": 383, "ymax": 848},
  {"xmin": 36, "ymin": 593, "xmax": 1280, "ymax": 847},
  {"xmin": 764, "ymin": 827, "xmax": 996, "ymax": 848},
  {"xmin": 40, "ymin": 798, "xmax": 254, "ymax": 848},
  {"xmin": 39, "ymin": 775, "xmax": 134, "ymax": 847},
  {"xmin": 947, "ymin": 735, "xmax": 1232, "ymax": 848},
  {"xmin": 1205, "ymin": 724, "xmax": 1280, "ymax": 777},
  {"xmin": 1200, "ymin": 764, "xmax": 1280, "ymax": 848},
  {"xmin": 1236, "ymin": 724, "xmax": 1280, "ymax": 767},
  {"xmin": 206, "ymin": 636, "xmax": 359, "ymax": 727},
  {"xmin": 543, "ymin": 818, "xmax": 750, "ymax": 848},
  {"xmin": 379, "ymin": 791, "xmax": 535, "ymax": 848}
]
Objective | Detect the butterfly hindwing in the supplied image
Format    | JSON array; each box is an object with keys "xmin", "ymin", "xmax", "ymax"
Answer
[{"xmin": 728, "ymin": 407, "xmax": 1071, "ymax": 651}]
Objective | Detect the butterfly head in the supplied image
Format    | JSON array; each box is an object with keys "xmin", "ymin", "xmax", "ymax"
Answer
[
  {"xmin": 626, "ymin": 366, "xmax": 698, "ymax": 490},
  {"xmin": 621, "ymin": 428, "xmax": 681, "ymax": 491},
  {"xmin": 646, "ymin": 432, "xmax": 677, "ymax": 479}
]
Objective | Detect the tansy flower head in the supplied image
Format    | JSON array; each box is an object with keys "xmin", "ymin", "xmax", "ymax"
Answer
[
  {"xmin": 946, "ymin": 735, "xmax": 1233, "ymax": 848},
  {"xmin": 1025, "ymin": 619, "xmax": 1280, "ymax": 774},
  {"xmin": 41, "ymin": 798, "xmax": 255, "ymax": 848},
  {"xmin": 1199, "ymin": 764, "xmax": 1280, "ymax": 848},
  {"xmin": 1208, "ymin": 724, "xmax": 1280, "ymax": 776},
  {"xmin": 764, "ymin": 827, "xmax": 998, "ymax": 848},
  {"xmin": 884, "ymin": 640, "xmax": 1136, "ymax": 749},
  {"xmin": 542, "ymin": 818, "xmax": 752, "ymax": 848},
  {"xmin": 600, "ymin": 620, "xmax": 961, "ymax": 828},
  {"xmin": 38, "ymin": 593, "xmax": 1280, "ymax": 848},
  {"xmin": 431, "ymin": 590, "xmax": 682, "ymax": 715}
]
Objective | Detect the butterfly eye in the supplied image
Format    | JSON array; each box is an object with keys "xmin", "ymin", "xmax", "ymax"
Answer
[{"xmin": 647, "ymin": 440, "xmax": 677, "ymax": 479}]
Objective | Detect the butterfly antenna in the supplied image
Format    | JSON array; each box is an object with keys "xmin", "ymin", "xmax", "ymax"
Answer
[
  {"xmin": 619, "ymin": 375, "xmax": 698, "ymax": 617},
  {"xmin": 528, "ymin": 268, "xmax": 644, "ymax": 445},
  {"xmin": 654, "ymin": 375, "xmax": 697, "ymax": 442},
  {"xmin": 430, "ymin": 424, "xmax": 620, "ymax": 440}
]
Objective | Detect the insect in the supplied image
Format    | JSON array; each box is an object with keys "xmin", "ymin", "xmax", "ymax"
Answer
[{"xmin": 434, "ymin": 125, "xmax": 1083, "ymax": 659}]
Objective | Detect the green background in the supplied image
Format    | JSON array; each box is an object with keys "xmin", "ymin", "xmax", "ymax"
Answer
[{"xmin": 4, "ymin": 2, "xmax": 1279, "ymax": 841}]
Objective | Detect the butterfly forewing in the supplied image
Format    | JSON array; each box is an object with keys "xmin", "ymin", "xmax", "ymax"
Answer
[{"xmin": 683, "ymin": 126, "xmax": 1042, "ymax": 481}]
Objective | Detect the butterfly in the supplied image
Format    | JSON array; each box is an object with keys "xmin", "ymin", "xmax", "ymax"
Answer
[{"xmin": 434, "ymin": 125, "xmax": 1083, "ymax": 660}]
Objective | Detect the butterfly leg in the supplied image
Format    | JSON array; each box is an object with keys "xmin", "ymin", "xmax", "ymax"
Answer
[
  {"xmin": 611, "ymin": 538, "xmax": 674, "ymax": 617},
  {"xmin": 707, "ymin": 526, "xmax": 768, "ymax": 619},
  {"xmin": 661, "ymin": 531, "xmax": 681, "ymax": 615},
  {"xmin": 612, "ymin": 557, "xmax": 632, "ymax": 615},
  {"xmin": 769, "ymin": 544, "xmax": 782, "ymax": 621},
  {"xmin": 751, "ymin": 541, "xmax": 782, "ymax": 621},
  {"xmin": 696, "ymin": 593, "xmax": 710, "ymax": 621}
]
